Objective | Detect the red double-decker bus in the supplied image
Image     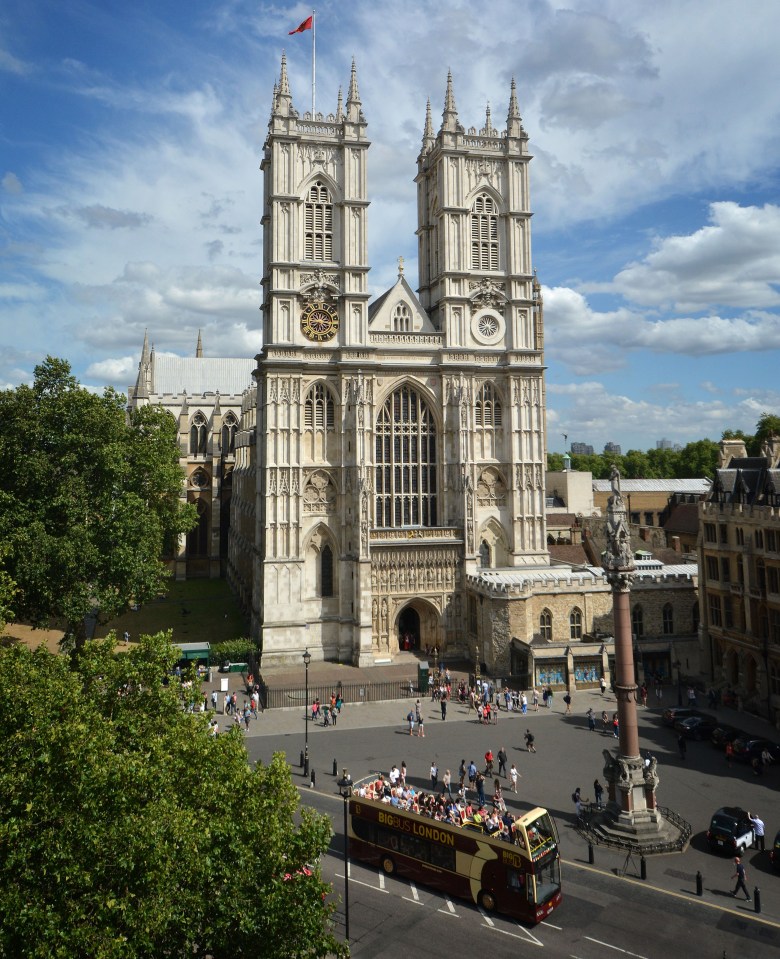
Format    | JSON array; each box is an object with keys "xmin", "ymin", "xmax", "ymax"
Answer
[{"xmin": 347, "ymin": 797, "xmax": 561, "ymax": 924}]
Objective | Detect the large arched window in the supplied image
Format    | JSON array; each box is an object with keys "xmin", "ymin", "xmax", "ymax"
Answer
[
  {"xmin": 190, "ymin": 411, "xmax": 207, "ymax": 455},
  {"xmin": 471, "ymin": 192, "xmax": 499, "ymax": 271},
  {"xmin": 304, "ymin": 180, "xmax": 333, "ymax": 261},
  {"xmin": 374, "ymin": 385, "xmax": 437, "ymax": 528},
  {"xmin": 221, "ymin": 412, "xmax": 237, "ymax": 455},
  {"xmin": 569, "ymin": 607, "xmax": 582, "ymax": 640},
  {"xmin": 540, "ymin": 609, "xmax": 552, "ymax": 642},
  {"xmin": 304, "ymin": 383, "xmax": 335, "ymax": 429},
  {"xmin": 187, "ymin": 499, "xmax": 209, "ymax": 556},
  {"xmin": 663, "ymin": 603, "xmax": 674, "ymax": 636},
  {"xmin": 475, "ymin": 382, "xmax": 502, "ymax": 427},
  {"xmin": 632, "ymin": 604, "xmax": 644, "ymax": 639}
]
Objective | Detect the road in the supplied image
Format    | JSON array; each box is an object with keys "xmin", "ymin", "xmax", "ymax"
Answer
[{"xmin": 243, "ymin": 688, "xmax": 780, "ymax": 958}]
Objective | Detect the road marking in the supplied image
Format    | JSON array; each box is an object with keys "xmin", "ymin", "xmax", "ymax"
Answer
[
  {"xmin": 584, "ymin": 937, "xmax": 647, "ymax": 958},
  {"xmin": 410, "ymin": 882, "xmax": 419, "ymax": 901},
  {"xmin": 335, "ymin": 873, "xmax": 389, "ymax": 894},
  {"xmin": 445, "ymin": 897, "xmax": 457, "ymax": 914},
  {"xmin": 437, "ymin": 907, "xmax": 460, "ymax": 917},
  {"xmin": 514, "ymin": 923, "xmax": 543, "ymax": 946},
  {"xmin": 378, "ymin": 872, "xmax": 385, "ymax": 892},
  {"xmin": 542, "ymin": 920, "xmax": 562, "ymax": 930},
  {"xmin": 478, "ymin": 907, "xmax": 495, "ymax": 926}
]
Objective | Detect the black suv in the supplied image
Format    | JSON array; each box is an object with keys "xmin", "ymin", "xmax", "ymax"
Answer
[{"xmin": 706, "ymin": 807, "xmax": 754, "ymax": 855}]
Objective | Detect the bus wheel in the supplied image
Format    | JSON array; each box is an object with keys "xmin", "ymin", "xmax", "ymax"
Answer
[
  {"xmin": 479, "ymin": 890, "xmax": 497, "ymax": 912},
  {"xmin": 381, "ymin": 855, "xmax": 396, "ymax": 876}
]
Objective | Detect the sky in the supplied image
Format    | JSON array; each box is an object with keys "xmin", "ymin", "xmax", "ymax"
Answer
[{"xmin": 2, "ymin": 0, "xmax": 779, "ymax": 454}]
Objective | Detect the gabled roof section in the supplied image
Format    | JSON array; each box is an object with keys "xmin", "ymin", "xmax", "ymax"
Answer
[{"xmin": 368, "ymin": 274, "xmax": 436, "ymax": 333}]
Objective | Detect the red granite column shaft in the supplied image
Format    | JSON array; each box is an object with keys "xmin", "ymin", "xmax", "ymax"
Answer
[{"xmin": 612, "ymin": 588, "xmax": 640, "ymax": 760}]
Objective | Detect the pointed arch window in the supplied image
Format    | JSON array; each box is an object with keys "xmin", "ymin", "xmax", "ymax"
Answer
[
  {"xmin": 479, "ymin": 540, "xmax": 491, "ymax": 568},
  {"xmin": 304, "ymin": 383, "xmax": 335, "ymax": 430},
  {"xmin": 221, "ymin": 413, "xmax": 237, "ymax": 455},
  {"xmin": 320, "ymin": 544, "xmax": 334, "ymax": 597},
  {"xmin": 374, "ymin": 385, "xmax": 438, "ymax": 528},
  {"xmin": 304, "ymin": 180, "xmax": 333, "ymax": 261},
  {"xmin": 540, "ymin": 609, "xmax": 552, "ymax": 642},
  {"xmin": 631, "ymin": 604, "xmax": 644, "ymax": 639},
  {"xmin": 663, "ymin": 603, "xmax": 674, "ymax": 636},
  {"xmin": 569, "ymin": 607, "xmax": 582, "ymax": 640},
  {"xmin": 190, "ymin": 412, "xmax": 208, "ymax": 455},
  {"xmin": 475, "ymin": 382, "xmax": 502, "ymax": 427},
  {"xmin": 393, "ymin": 303, "xmax": 412, "ymax": 332},
  {"xmin": 471, "ymin": 193, "xmax": 499, "ymax": 271}
]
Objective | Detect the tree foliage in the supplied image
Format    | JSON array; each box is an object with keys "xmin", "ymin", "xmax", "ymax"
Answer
[
  {"xmin": 0, "ymin": 633, "xmax": 345, "ymax": 959},
  {"xmin": 0, "ymin": 358, "xmax": 195, "ymax": 646}
]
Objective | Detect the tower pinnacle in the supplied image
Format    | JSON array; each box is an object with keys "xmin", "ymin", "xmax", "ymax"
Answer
[
  {"xmin": 442, "ymin": 70, "xmax": 459, "ymax": 133},
  {"xmin": 421, "ymin": 98, "xmax": 435, "ymax": 154},
  {"xmin": 346, "ymin": 58, "xmax": 363, "ymax": 122},
  {"xmin": 507, "ymin": 77, "xmax": 523, "ymax": 138}
]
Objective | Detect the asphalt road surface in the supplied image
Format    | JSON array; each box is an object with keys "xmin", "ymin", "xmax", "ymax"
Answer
[{"xmin": 243, "ymin": 688, "xmax": 780, "ymax": 958}]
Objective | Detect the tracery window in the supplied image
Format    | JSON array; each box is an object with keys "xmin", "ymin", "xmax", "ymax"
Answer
[
  {"xmin": 190, "ymin": 411, "xmax": 207, "ymax": 455},
  {"xmin": 221, "ymin": 413, "xmax": 237, "ymax": 455},
  {"xmin": 540, "ymin": 609, "xmax": 552, "ymax": 642},
  {"xmin": 304, "ymin": 180, "xmax": 333, "ymax": 261},
  {"xmin": 470, "ymin": 192, "xmax": 499, "ymax": 271},
  {"xmin": 374, "ymin": 385, "xmax": 437, "ymax": 528},
  {"xmin": 569, "ymin": 607, "xmax": 582, "ymax": 640},
  {"xmin": 475, "ymin": 382, "xmax": 502, "ymax": 427},
  {"xmin": 393, "ymin": 303, "xmax": 412, "ymax": 332},
  {"xmin": 304, "ymin": 383, "xmax": 335, "ymax": 429}
]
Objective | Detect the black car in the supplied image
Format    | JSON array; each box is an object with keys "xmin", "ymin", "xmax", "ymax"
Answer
[
  {"xmin": 674, "ymin": 714, "xmax": 718, "ymax": 740},
  {"xmin": 710, "ymin": 725, "xmax": 748, "ymax": 750},
  {"xmin": 662, "ymin": 706, "xmax": 705, "ymax": 727},
  {"xmin": 730, "ymin": 737, "xmax": 780, "ymax": 764},
  {"xmin": 770, "ymin": 831, "xmax": 780, "ymax": 872},
  {"xmin": 706, "ymin": 806, "xmax": 754, "ymax": 855}
]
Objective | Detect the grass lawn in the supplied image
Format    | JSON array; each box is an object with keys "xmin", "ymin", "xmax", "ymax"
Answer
[{"xmin": 95, "ymin": 579, "xmax": 249, "ymax": 646}]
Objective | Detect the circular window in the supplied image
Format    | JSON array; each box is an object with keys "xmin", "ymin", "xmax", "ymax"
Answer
[
  {"xmin": 471, "ymin": 309, "xmax": 505, "ymax": 344},
  {"xmin": 191, "ymin": 470, "xmax": 210, "ymax": 489}
]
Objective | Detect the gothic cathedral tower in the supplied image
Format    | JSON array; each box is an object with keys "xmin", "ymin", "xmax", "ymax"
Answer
[{"xmin": 253, "ymin": 62, "xmax": 547, "ymax": 667}]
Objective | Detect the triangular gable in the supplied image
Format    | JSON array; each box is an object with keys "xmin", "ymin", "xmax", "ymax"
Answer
[{"xmin": 368, "ymin": 275, "xmax": 436, "ymax": 333}]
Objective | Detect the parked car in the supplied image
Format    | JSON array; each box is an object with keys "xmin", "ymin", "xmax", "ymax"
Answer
[
  {"xmin": 770, "ymin": 831, "xmax": 780, "ymax": 872},
  {"xmin": 662, "ymin": 706, "xmax": 704, "ymax": 727},
  {"xmin": 706, "ymin": 807, "xmax": 755, "ymax": 854},
  {"xmin": 710, "ymin": 725, "xmax": 748, "ymax": 750},
  {"xmin": 674, "ymin": 714, "xmax": 718, "ymax": 740},
  {"xmin": 730, "ymin": 737, "xmax": 780, "ymax": 764}
]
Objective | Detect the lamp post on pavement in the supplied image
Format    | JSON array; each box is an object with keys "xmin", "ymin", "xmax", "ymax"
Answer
[
  {"xmin": 337, "ymin": 768, "xmax": 353, "ymax": 944},
  {"xmin": 303, "ymin": 648, "xmax": 311, "ymax": 776}
]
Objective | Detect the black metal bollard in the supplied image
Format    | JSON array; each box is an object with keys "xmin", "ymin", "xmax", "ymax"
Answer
[
  {"xmin": 696, "ymin": 871, "xmax": 703, "ymax": 896},
  {"xmin": 310, "ymin": 769, "xmax": 316, "ymax": 788},
  {"xmin": 333, "ymin": 758, "xmax": 338, "ymax": 776},
  {"xmin": 588, "ymin": 843, "xmax": 594, "ymax": 864},
  {"xmin": 300, "ymin": 750, "xmax": 304, "ymax": 769},
  {"xmin": 754, "ymin": 886, "xmax": 761, "ymax": 913},
  {"xmin": 640, "ymin": 856, "xmax": 647, "ymax": 880}
]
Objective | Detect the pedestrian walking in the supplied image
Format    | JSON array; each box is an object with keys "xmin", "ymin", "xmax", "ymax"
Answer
[
  {"xmin": 476, "ymin": 771, "xmax": 486, "ymax": 807},
  {"xmin": 400, "ymin": 761, "xmax": 407, "ymax": 785},
  {"xmin": 521, "ymin": 692, "xmax": 528, "ymax": 715},
  {"xmin": 497, "ymin": 746, "xmax": 508, "ymax": 778},
  {"xmin": 594, "ymin": 778, "xmax": 604, "ymax": 809},
  {"xmin": 440, "ymin": 697, "xmax": 447, "ymax": 721},
  {"xmin": 612, "ymin": 713, "xmax": 619, "ymax": 738},
  {"xmin": 458, "ymin": 759, "xmax": 467, "ymax": 788},
  {"xmin": 524, "ymin": 729, "xmax": 536, "ymax": 752},
  {"xmin": 443, "ymin": 768, "xmax": 452, "ymax": 798},
  {"xmin": 572, "ymin": 786, "xmax": 583, "ymax": 820},
  {"xmin": 601, "ymin": 709, "xmax": 609, "ymax": 734},
  {"xmin": 532, "ymin": 688, "xmax": 540, "ymax": 711},
  {"xmin": 731, "ymin": 856, "xmax": 751, "ymax": 901},
  {"xmin": 467, "ymin": 759, "xmax": 477, "ymax": 791},
  {"xmin": 123, "ymin": 630, "xmax": 130, "ymax": 645},
  {"xmin": 600, "ymin": 676, "xmax": 606, "ymax": 695},
  {"xmin": 407, "ymin": 707, "xmax": 416, "ymax": 735},
  {"xmin": 417, "ymin": 713, "xmax": 425, "ymax": 737},
  {"xmin": 430, "ymin": 761, "xmax": 438, "ymax": 791},
  {"xmin": 725, "ymin": 741, "xmax": 734, "ymax": 767},
  {"xmin": 749, "ymin": 811, "xmax": 765, "ymax": 851},
  {"xmin": 587, "ymin": 707, "xmax": 596, "ymax": 731},
  {"xmin": 510, "ymin": 763, "xmax": 519, "ymax": 793},
  {"xmin": 563, "ymin": 691, "xmax": 572, "ymax": 715},
  {"xmin": 677, "ymin": 733, "xmax": 687, "ymax": 760},
  {"xmin": 546, "ymin": 686, "xmax": 554, "ymax": 708},
  {"xmin": 640, "ymin": 683, "xmax": 648, "ymax": 707},
  {"xmin": 211, "ymin": 690, "xmax": 218, "ymax": 710}
]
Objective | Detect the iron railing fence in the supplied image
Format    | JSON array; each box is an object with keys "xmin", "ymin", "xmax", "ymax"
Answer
[{"xmin": 261, "ymin": 678, "xmax": 422, "ymax": 710}]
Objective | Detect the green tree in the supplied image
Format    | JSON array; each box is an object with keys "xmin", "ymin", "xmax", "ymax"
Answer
[
  {"xmin": 0, "ymin": 633, "xmax": 345, "ymax": 959},
  {"xmin": 752, "ymin": 412, "xmax": 780, "ymax": 456},
  {"xmin": 676, "ymin": 439, "xmax": 720, "ymax": 478},
  {"xmin": 621, "ymin": 450, "xmax": 652, "ymax": 478},
  {"xmin": 0, "ymin": 358, "xmax": 195, "ymax": 649}
]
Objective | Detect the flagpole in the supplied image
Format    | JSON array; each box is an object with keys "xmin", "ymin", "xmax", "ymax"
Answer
[{"xmin": 312, "ymin": 10, "xmax": 316, "ymax": 116}]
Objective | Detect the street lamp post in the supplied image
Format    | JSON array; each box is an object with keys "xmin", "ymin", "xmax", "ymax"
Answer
[
  {"xmin": 303, "ymin": 648, "xmax": 311, "ymax": 776},
  {"xmin": 474, "ymin": 643, "xmax": 481, "ymax": 687},
  {"xmin": 337, "ymin": 768, "xmax": 353, "ymax": 944}
]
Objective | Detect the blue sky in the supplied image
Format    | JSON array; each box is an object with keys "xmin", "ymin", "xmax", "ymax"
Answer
[{"xmin": 2, "ymin": 0, "xmax": 779, "ymax": 453}]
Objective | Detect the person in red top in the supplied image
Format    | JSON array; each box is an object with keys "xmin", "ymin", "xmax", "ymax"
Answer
[{"xmin": 484, "ymin": 750, "xmax": 494, "ymax": 775}]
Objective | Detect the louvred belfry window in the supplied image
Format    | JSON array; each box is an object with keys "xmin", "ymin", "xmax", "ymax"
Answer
[
  {"xmin": 304, "ymin": 181, "xmax": 333, "ymax": 261},
  {"xmin": 471, "ymin": 193, "xmax": 499, "ymax": 271}
]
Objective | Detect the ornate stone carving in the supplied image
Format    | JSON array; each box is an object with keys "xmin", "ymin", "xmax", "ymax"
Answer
[
  {"xmin": 476, "ymin": 467, "xmax": 506, "ymax": 506},
  {"xmin": 303, "ymin": 470, "xmax": 336, "ymax": 513},
  {"xmin": 604, "ymin": 466, "xmax": 636, "ymax": 583},
  {"xmin": 469, "ymin": 277, "xmax": 506, "ymax": 312}
]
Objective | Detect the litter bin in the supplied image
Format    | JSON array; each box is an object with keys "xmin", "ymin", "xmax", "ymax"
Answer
[{"xmin": 418, "ymin": 662, "xmax": 430, "ymax": 694}]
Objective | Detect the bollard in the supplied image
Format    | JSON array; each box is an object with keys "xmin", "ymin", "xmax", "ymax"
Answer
[
  {"xmin": 696, "ymin": 871, "xmax": 703, "ymax": 896},
  {"xmin": 588, "ymin": 843, "xmax": 594, "ymax": 864},
  {"xmin": 310, "ymin": 769, "xmax": 316, "ymax": 788},
  {"xmin": 300, "ymin": 750, "xmax": 304, "ymax": 769},
  {"xmin": 640, "ymin": 856, "xmax": 647, "ymax": 880},
  {"xmin": 333, "ymin": 758, "xmax": 338, "ymax": 776},
  {"xmin": 754, "ymin": 886, "xmax": 761, "ymax": 913}
]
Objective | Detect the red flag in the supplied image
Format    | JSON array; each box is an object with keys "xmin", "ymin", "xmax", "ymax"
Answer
[{"xmin": 289, "ymin": 15, "xmax": 313, "ymax": 34}]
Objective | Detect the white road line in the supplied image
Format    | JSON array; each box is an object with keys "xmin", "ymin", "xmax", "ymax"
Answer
[
  {"xmin": 437, "ymin": 907, "xmax": 460, "ymax": 917},
  {"xmin": 542, "ymin": 920, "xmax": 562, "ymax": 930},
  {"xmin": 478, "ymin": 907, "xmax": 495, "ymax": 926},
  {"xmin": 445, "ymin": 897, "xmax": 457, "ymax": 914},
  {"xmin": 378, "ymin": 872, "xmax": 385, "ymax": 892},
  {"xmin": 335, "ymin": 873, "xmax": 389, "ymax": 894},
  {"xmin": 409, "ymin": 882, "xmax": 420, "ymax": 901},
  {"xmin": 514, "ymin": 923, "xmax": 543, "ymax": 946},
  {"xmin": 487, "ymin": 925, "xmax": 544, "ymax": 944},
  {"xmin": 584, "ymin": 937, "xmax": 648, "ymax": 959}
]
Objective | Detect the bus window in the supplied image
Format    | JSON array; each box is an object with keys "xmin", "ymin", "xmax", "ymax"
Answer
[
  {"xmin": 533, "ymin": 855, "xmax": 561, "ymax": 905},
  {"xmin": 507, "ymin": 869, "xmax": 525, "ymax": 893}
]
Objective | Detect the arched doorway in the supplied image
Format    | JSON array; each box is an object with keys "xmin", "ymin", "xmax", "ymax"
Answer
[{"xmin": 398, "ymin": 607, "xmax": 420, "ymax": 651}]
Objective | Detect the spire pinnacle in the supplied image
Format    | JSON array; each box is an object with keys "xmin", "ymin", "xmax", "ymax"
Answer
[
  {"xmin": 274, "ymin": 52, "xmax": 293, "ymax": 116},
  {"xmin": 507, "ymin": 76, "xmax": 523, "ymax": 137},
  {"xmin": 346, "ymin": 58, "xmax": 363, "ymax": 122},
  {"xmin": 196, "ymin": 329, "xmax": 203, "ymax": 358},
  {"xmin": 483, "ymin": 102, "xmax": 493, "ymax": 135},
  {"xmin": 421, "ymin": 97, "xmax": 435, "ymax": 153},
  {"xmin": 336, "ymin": 86, "xmax": 344, "ymax": 122},
  {"xmin": 442, "ymin": 70, "xmax": 459, "ymax": 133}
]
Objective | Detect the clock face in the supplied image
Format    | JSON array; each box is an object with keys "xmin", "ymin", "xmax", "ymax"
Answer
[{"xmin": 301, "ymin": 301, "xmax": 339, "ymax": 342}]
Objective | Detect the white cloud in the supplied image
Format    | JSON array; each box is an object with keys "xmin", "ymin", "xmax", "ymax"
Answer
[
  {"xmin": 85, "ymin": 356, "xmax": 136, "ymax": 383},
  {"xmin": 2, "ymin": 172, "xmax": 23, "ymax": 194}
]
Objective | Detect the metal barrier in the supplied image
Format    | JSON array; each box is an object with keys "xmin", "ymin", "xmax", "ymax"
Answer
[
  {"xmin": 574, "ymin": 804, "xmax": 691, "ymax": 855},
  {"xmin": 263, "ymin": 677, "xmax": 420, "ymax": 710}
]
